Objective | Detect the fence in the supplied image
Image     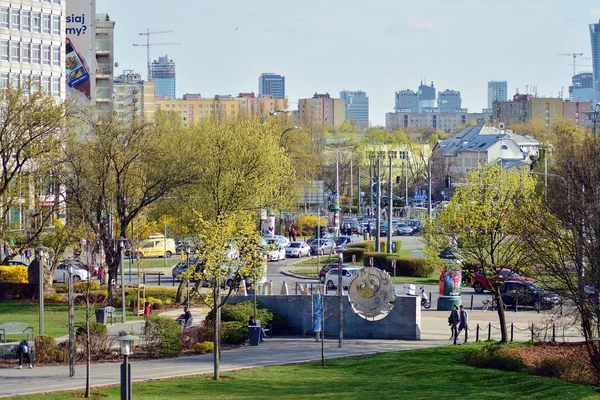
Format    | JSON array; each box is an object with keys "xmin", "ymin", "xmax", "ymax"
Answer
[{"xmin": 467, "ymin": 322, "xmax": 584, "ymax": 343}]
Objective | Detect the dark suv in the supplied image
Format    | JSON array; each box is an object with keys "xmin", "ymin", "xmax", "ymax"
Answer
[{"xmin": 500, "ymin": 281, "xmax": 559, "ymax": 310}]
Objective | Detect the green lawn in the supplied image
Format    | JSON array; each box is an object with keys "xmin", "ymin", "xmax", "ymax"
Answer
[
  {"xmin": 8, "ymin": 344, "xmax": 598, "ymax": 399},
  {"xmin": 0, "ymin": 302, "xmax": 142, "ymax": 339}
]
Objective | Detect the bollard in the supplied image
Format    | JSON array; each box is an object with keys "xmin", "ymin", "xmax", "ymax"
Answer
[
  {"xmin": 515, "ymin": 297, "xmax": 518, "ymax": 312},
  {"xmin": 295, "ymin": 282, "xmax": 298, "ymax": 295},
  {"xmin": 470, "ymin": 294, "xmax": 473, "ymax": 311},
  {"xmin": 487, "ymin": 322, "xmax": 491, "ymax": 341},
  {"xmin": 429, "ymin": 292, "xmax": 432, "ymax": 306},
  {"xmin": 510, "ymin": 323, "xmax": 514, "ymax": 342},
  {"xmin": 552, "ymin": 324, "xmax": 556, "ymax": 342},
  {"xmin": 476, "ymin": 323, "xmax": 480, "ymax": 342},
  {"xmin": 172, "ymin": 276, "xmax": 175, "ymax": 287},
  {"xmin": 143, "ymin": 273, "xmax": 146, "ymax": 285},
  {"xmin": 158, "ymin": 274, "xmax": 161, "ymax": 286},
  {"xmin": 310, "ymin": 283, "xmax": 313, "ymax": 294},
  {"xmin": 531, "ymin": 323, "xmax": 534, "ymax": 341}
]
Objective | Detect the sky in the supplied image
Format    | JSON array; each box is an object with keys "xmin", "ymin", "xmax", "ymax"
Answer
[{"xmin": 97, "ymin": 0, "xmax": 600, "ymax": 126}]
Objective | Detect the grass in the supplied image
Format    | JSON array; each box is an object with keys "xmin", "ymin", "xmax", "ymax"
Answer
[
  {"xmin": 0, "ymin": 302, "xmax": 142, "ymax": 339},
  {"xmin": 392, "ymin": 267, "xmax": 439, "ymax": 286},
  {"xmin": 7, "ymin": 344, "xmax": 599, "ymax": 399}
]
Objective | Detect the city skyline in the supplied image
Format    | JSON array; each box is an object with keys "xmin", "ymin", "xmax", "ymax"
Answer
[{"xmin": 98, "ymin": 0, "xmax": 600, "ymax": 126}]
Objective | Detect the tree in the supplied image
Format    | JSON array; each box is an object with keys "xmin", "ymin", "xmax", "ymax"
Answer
[
  {"xmin": 423, "ymin": 163, "xmax": 537, "ymax": 342},
  {"xmin": 64, "ymin": 112, "xmax": 199, "ymax": 300},
  {"xmin": 520, "ymin": 123, "xmax": 600, "ymax": 380}
]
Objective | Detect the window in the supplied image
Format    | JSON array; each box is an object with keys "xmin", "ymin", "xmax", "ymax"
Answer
[
  {"xmin": 11, "ymin": 9, "xmax": 19, "ymax": 30},
  {"xmin": 51, "ymin": 15, "xmax": 59, "ymax": 35},
  {"xmin": 52, "ymin": 0, "xmax": 61, "ymax": 4},
  {"xmin": 0, "ymin": 73, "xmax": 8, "ymax": 89},
  {"xmin": 31, "ymin": 74, "xmax": 41, "ymax": 92},
  {"xmin": 10, "ymin": 74, "xmax": 19, "ymax": 89},
  {"xmin": 11, "ymin": 41, "xmax": 20, "ymax": 62},
  {"xmin": 21, "ymin": 10, "xmax": 30, "ymax": 31},
  {"xmin": 1, "ymin": 7, "xmax": 8, "ymax": 29},
  {"xmin": 32, "ymin": 44, "xmax": 40, "ymax": 64},
  {"xmin": 22, "ymin": 42, "xmax": 30, "ymax": 63},
  {"xmin": 42, "ymin": 45, "xmax": 50, "ymax": 65},
  {"xmin": 51, "ymin": 76, "xmax": 59, "ymax": 97},
  {"xmin": 0, "ymin": 40, "xmax": 8, "ymax": 61},
  {"xmin": 22, "ymin": 75, "xmax": 30, "ymax": 94},
  {"xmin": 42, "ymin": 76, "xmax": 50, "ymax": 93},
  {"xmin": 52, "ymin": 45, "xmax": 59, "ymax": 66},
  {"xmin": 42, "ymin": 13, "xmax": 50, "ymax": 34},
  {"xmin": 32, "ymin": 12, "xmax": 40, "ymax": 33}
]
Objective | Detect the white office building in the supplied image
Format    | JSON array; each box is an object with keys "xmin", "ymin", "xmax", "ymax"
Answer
[{"xmin": 487, "ymin": 80, "xmax": 508, "ymax": 108}]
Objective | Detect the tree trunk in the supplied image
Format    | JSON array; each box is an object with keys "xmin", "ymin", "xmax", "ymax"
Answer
[
  {"xmin": 175, "ymin": 278, "xmax": 188, "ymax": 304},
  {"xmin": 84, "ymin": 295, "xmax": 91, "ymax": 398},
  {"xmin": 213, "ymin": 282, "xmax": 221, "ymax": 380},
  {"xmin": 494, "ymin": 286, "xmax": 508, "ymax": 343}
]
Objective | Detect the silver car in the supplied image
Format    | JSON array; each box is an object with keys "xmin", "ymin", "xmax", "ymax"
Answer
[
  {"xmin": 53, "ymin": 264, "xmax": 89, "ymax": 283},
  {"xmin": 285, "ymin": 242, "xmax": 311, "ymax": 258},
  {"xmin": 309, "ymin": 239, "xmax": 336, "ymax": 256}
]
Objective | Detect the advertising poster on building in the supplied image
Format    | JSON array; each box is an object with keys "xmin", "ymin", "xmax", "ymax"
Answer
[
  {"xmin": 439, "ymin": 263, "xmax": 462, "ymax": 297},
  {"xmin": 65, "ymin": 0, "xmax": 96, "ymax": 102}
]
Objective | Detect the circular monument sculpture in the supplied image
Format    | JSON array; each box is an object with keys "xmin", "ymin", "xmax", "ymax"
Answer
[{"xmin": 347, "ymin": 267, "xmax": 396, "ymax": 321}]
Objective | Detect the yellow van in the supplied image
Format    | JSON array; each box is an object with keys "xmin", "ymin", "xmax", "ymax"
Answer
[{"xmin": 136, "ymin": 235, "xmax": 176, "ymax": 258}]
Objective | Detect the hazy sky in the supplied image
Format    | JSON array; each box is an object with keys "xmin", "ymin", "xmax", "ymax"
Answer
[{"xmin": 97, "ymin": 0, "xmax": 600, "ymax": 126}]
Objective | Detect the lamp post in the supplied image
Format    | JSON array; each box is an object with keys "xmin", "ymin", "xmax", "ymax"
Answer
[
  {"xmin": 375, "ymin": 157, "xmax": 381, "ymax": 252},
  {"xmin": 116, "ymin": 331, "xmax": 139, "ymax": 400},
  {"xmin": 185, "ymin": 245, "xmax": 191, "ymax": 306},
  {"xmin": 278, "ymin": 126, "xmax": 302, "ymax": 235},
  {"xmin": 400, "ymin": 151, "xmax": 409, "ymax": 219},
  {"xmin": 337, "ymin": 249, "xmax": 344, "ymax": 348},
  {"xmin": 68, "ymin": 263, "xmax": 75, "ymax": 377},
  {"xmin": 593, "ymin": 103, "xmax": 600, "ymax": 138},
  {"xmin": 118, "ymin": 237, "xmax": 126, "ymax": 323},
  {"xmin": 387, "ymin": 151, "xmax": 396, "ymax": 253},
  {"xmin": 37, "ymin": 244, "xmax": 44, "ymax": 336}
]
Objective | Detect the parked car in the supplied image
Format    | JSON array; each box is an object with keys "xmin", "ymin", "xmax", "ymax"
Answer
[
  {"xmin": 500, "ymin": 281, "xmax": 559, "ymax": 310},
  {"xmin": 265, "ymin": 240, "xmax": 286, "ymax": 262},
  {"xmin": 438, "ymin": 248, "xmax": 463, "ymax": 261},
  {"xmin": 53, "ymin": 263, "xmax": 90, "ymax": 283},
  {"xmin": 319, "ymin": 262, "xmax": 352, "ymax": 283},
  {"xmin": 59, "ymin": 260, "xmax": 98, "ymax": 277},
  {"xmin": 308, "ymin": 232, "xmax": 335, "ymax": 242},
  {"xmin": 2, "ymin": 259, "xmax": 30, "ymax": 267},
  {"xmin": 334, "ymin": 236, "xmax": 355, "ymax": 251},
  {"xmin": 285, "ymin": 242, "xmax": 311, "ymax": 258},
  {"xmin": 135, "ymin": 235, "xmax": 176, "ymax": 258},
  {"xmin": 408, "ymin": 219, "xmax": 421, "ymax": 234},
  {"xmin": 262, "ymin": 235, "xmax": 290, "ymax": 247},
  {"xmin": 377, "ymin": 223, "xmax": 389, "ymax": 237},
  {"xmin": 171, "ymin": 258, "xmax": 201, "ymax": 279},
  {"xmin": 396, "ymin": 223, "xmax": 414, "ymax": 236},
  {"xmin": 308, "ymin": 239, "xmax": 336, "ymax": 256},
  {"xmin": 471, "ymin": 269, "xmax": 535, "ymax": 293},
  {"xmin": 325, "ymin": 267, "xmax": 360, "ymax": 290}
]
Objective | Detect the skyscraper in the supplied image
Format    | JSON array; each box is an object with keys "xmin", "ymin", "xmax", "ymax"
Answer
[
  {"xmin": 438, "ymin": 90, "xmax": 462, "ymax": 112},
  {"xmin": 569, "ymin": 73, "xmax": 594, "ymax": 102},
  {"xmin": 590, "ymin": 20, "xmax": 600, "ymax": 104},
  {"xmin": 258, "ymin": 73, "xmax": 285, "ymax": 99},
  {"xmin": 151, "ymin": 55, "xmax": 176, "ymax": 99},
  {"xmin": 487, "ymin": 81, "xmax": 508, "ymax": 108},
  {"xmin": 340, "ymin": 90, "xmax": 369, "ymax": 128}
]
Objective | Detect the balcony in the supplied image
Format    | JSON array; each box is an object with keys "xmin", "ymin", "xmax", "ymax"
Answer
[
  {"xmin": 96, "ymin": 39, "xmax": 111, "ymax": 55},
  {"xmin": 96, "ymin": 63, "xmax": 113, "ymax": 78},
  {"xmin": 95, "ymin": 87, "xmax": 111, "ymax": 101}
]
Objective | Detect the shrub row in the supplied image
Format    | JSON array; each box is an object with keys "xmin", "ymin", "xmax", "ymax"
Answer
[
  {"xmin": 361, "ymin": 252, "xmax": 435, "ymax": 278},
  {"xmin": 0, "ymin": 266, "xmax": 28, "ymax": 283},
  {"xmin": 143, "ymin": 316, "xmax": 183, "ymax": 357}
]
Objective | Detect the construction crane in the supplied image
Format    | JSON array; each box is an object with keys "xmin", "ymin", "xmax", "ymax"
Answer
[
  {"xmin": 133, "ymin": 29, "xmax": 180, "ymax": 80},
  {"xmin": 557, "ymin": 53, "xmax": 584, "ymax": 76}
]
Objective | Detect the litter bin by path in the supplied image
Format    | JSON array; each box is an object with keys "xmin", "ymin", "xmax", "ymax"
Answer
[
  {"xmin": 95, "ymin": 309, "xmax": 107, "ymax": 324},
  {"xmin": 248, "ymin": 326, "xmax": 261, "ymax": 346}
]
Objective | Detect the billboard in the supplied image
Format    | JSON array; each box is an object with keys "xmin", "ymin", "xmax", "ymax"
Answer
[{"xmin": 65, "ymin": 0, "xmax": 96, "ymax": 103}]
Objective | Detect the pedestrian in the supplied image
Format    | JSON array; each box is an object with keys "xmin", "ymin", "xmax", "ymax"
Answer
[
  {"xmin": 97, "ymin": 265, "xmax": 106, "ymax": 285},
  {"xmin": 291, "ymin": 227, "xmax": 297, "ymax": 242},
  {"xmin": 448, "ymin": 304, "xmax": 460, "ymax": 345},
  {"xmin": 25, "ymin": 249, "xmax": 31, "ymax": 263},
  {"xmin": 144, "ymin": 301, "xmax": 151, "ymax": 318},
  {"xmin": 288, "ymin": 227, "xmax": 293, "ymax": 241},
  {"xmin": 458, "ymin": 304, "xmax": 469, "ymax": 343},
  {"xmin": 17, "ymin": 339, "xmax": 32, "ymax": 369},
  {"xmin": 19, "ymin": 248, "xmax": 24, "ymax": 261}
]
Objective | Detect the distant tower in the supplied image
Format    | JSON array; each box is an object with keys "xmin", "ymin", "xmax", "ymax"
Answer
[
  {"xmin": 258, "ymin": 73, "xmax": 285, "ymax": 99},
  {"xmin": 151, "ymin": 55, "xmax": 176, "ymax": 99},
  {"xmin": 340, "ymin": 90, "xmax": 369, "ymax": 128},
  {"xmin": 487, "ymin": 81, "xmax": 508, "ymax": 108},
  {"xmin": 569, "ymin": 73, "xmax": 594, "ymax": 102},
  {"xmin": 590, "ymin": 20, "xmax": 600, "ymax": 104}
]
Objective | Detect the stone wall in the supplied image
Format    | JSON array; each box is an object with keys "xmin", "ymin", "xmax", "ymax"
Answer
[{"xmin": 228, "ymin": 294, "xmax": 421, "ymax": 340}]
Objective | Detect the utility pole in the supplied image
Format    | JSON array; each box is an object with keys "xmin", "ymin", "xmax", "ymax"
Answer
[
  {"xmin": 427, "ymin": 159, "xmax": 432, "ymax": 218},
  {"xmin": 387, "ymin": 152, "xmax": 393, "ymax": 253},
  {"xmin": 133, "ymin": 29, "xmax": 180, "ymax": 80},
  {"xmin": 375, "ymin": 158, "xmax": 381, "ymax": 252}
]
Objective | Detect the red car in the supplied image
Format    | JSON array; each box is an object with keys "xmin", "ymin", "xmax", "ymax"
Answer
[{"xmin": 471, "ymin": 269, "xmax": 535, "ymax": 293}]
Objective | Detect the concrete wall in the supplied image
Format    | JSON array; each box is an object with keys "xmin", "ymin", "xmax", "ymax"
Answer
[{"xmin": 228, "ymin": 294, "xmax": 421, "ymax": 340}]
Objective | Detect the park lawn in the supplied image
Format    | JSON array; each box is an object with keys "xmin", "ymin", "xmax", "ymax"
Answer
[
  {"xmin": 0, "ymin": 302, "xmax": 142, "ymax": 339},
  {"xmin": 392, "ymin": 266, "xmax": 439, "ymax": 286},
  {"xmin": 8, "ymin": 344, "xmax": 599, "ymax": 400}
]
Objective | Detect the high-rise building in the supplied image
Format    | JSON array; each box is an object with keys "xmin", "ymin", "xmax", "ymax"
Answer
[
  {"xmin": 298, "ymin": 93, "xmax": 346, "ymax": 128},
  {"xmin": 386, "ymin": 110, "xmax": 492, "ymax": 133},
  {"xmin": 394, "ymin": 90, "xmax": 418, "ymax": 112},
  {"xmin": 494, "ymin": 94, "xmax": 564, "ymax": 129},
  {"xmin": 114, "ymin": 70, "xmax": 156, "ymax": 122},
  {"xmin": 487, "ymin": 81, "xmax": 508, "ymax": 108},
  {"xmin": 95, "ymin": 13, "xmax": 115, "ymax": 116},
  {"xmin": 563, "ymin": 100, "xmax": 592, "ymax": 127},
  {"xmin": 569, "ymin": 73, "xmax": 594, "ymax": 102},
  {"xmin": 438, "ymin": 89, "xmax": 462, "ymax": 112},
  {"xmin": 0, "ymin": 0, "xmax": 66, "ymax": 98},
  {"xmin": 590, "ymin": 20, "xmax": 600, "ymax": 104},
  {"xmin": 417, "ymin": 81, "xmax": 436, "ymax": 111},
  {"xmin": 151, "ymin": 55, "xmax": 176, "ymax": 99},
  {"xmin": 258, "ymin": 73, "xmax": 285, "ymax": 99},
  {"xmin": 340, "ymin": 90, "xmax": 369, "ymax": 128}
]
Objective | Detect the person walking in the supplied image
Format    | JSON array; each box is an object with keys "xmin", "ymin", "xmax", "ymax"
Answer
[
  {"xmin": 458, "ymin": 305, "xmax": 469, "ymax": 343},
  {"xmin": 291, "ymin": 227, "xmax": 297, "ymax": 242},
  {"xmin": 448, "ymin": 304, "xmax": 460, "ymax": 345}
]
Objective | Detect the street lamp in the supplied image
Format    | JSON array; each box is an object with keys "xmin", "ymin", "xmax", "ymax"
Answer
[
  {"xmin": 68, "ymin": 263, "xmax": 75, "ymax": 377},
  {"xmin": 593, "ymin": 103, "xmax": 600, "ymax": 138},
  {"xmin": 337, "ymin": 249, "xmax": 344, "ymax": 348},
  {"xmin": 118, "ymin": 237, "xmax": 126, "ymax": 323},
  {"xmin": 37, "ymin": 245, "xmax": 44, "ymax": 336},
  {"xmin": 116, "ymin": 331, "xmax": 139, "ymax": 400}
]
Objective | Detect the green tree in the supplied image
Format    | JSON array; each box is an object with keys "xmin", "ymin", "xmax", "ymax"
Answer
[{"xmin": 423, "ymin": 163, "xmax": 537, "ymax": 342}]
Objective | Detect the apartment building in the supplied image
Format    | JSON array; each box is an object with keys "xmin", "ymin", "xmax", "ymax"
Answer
[
  {"xmin": 113, "ymin": 70, "xmax": 155, "ymax": 122},
  {"xmin": 298, "ymin": 93, "xmax": 346, "ymax": 128}
]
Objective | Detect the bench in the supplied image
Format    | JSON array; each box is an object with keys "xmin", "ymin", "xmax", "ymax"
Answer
[
  {"xmin": 103, "ymin": 306, "xmax": 118, "ymax": 324},
  {"xmin": 0, "ymin": 343, "xmax": 35, "ymax": 362},
  {"xmin": 256, "ymin": 320, "xmax": 271, "ymax": 338},
  {"xmin": 0, "ymin": 322, "xmax": 34, "ymax": 343}
]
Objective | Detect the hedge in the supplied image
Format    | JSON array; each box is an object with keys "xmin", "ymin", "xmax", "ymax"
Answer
[
  {"xmin": 343, "ymin": 248, "xmax": 365, "ymax": 263},
  {"xmin": 0, "ymin": 266, "xmax": 28, "ymax": 283},
  {"xmin": 362, "ymin": 252, "xmax": 435, "ymax": 277}
]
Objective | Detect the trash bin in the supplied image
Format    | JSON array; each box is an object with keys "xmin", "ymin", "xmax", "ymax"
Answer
[
  {"xmin": 95, "ymin": 309, "xmax": 107, "ymax": 324},
  {"xmin": 248, "ymin": 326, "xmax": 261, "ymax": 346}
]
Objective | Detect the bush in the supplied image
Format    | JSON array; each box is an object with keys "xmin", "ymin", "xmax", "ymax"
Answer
[
  {"xmin": 76, "ymin": 323, "xmax": 110, "ymax": 360},
  {"xmin": 220, "ymin": 301, "xmax": 286, "ymax": 333},
  {"xmin": 0, "ymin": 266, "xmax": 28, "ymax": 283},
  {"xmin": 144, "ymin": 287, "xmax": 178, "ymax": 303},
  {"xmin": 343, "ymin": 248, "xmax": 365, "ymax": 263},
  {"xmin": 222, "ymin": 321, "xmax": 248, "ymax": 345},
  {"xmin": 182, "ymin": 325, "xmax": 204, "ymax": 350},
  {"xmin": 534, "ymin": 358, "xmax": 591, "ymax": 383},
  {"xmin": 194, "ymin": 341, "xmax": 214, "ymax": 354},
  {"xmin": 34, "ymin": 335, "xmax": 68, "ymax": 363},
  {"xmin": 143, "ymin": 316, "xmax": 182, "ymax": 357},
  {"xmin": 44, "ymin": 293, "xmax": 62, "ymax": 303},
  {"xmin": 461, "ymin": 344, "xmax": 526, "ymax": 373},
  {"xmin": 362, "ymin": 253, "xmax": 435, "ymax": 277},
  {"xmin": 73, "ymin": 281, "xmax": 100, "ymax": 292}
]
